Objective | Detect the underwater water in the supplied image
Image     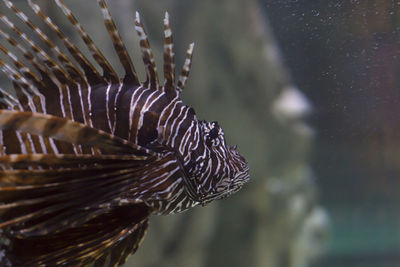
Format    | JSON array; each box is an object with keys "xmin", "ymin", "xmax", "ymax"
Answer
[
  {"xmin": 264, "ymin": 1, "xmax": 400, "ymax": 267},
  {"xmin": 0, "ymin": 0, "xmax": 399, "ymax": 266}
]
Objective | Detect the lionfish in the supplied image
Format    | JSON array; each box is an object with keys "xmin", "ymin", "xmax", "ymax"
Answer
[{"xmin": 0, "ymin": 0, "xmax": 249, "ymax": 266}]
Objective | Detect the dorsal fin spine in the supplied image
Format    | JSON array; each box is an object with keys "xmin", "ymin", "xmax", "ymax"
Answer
[
  {"xmin": 27, "ymin": 0, "xmax": 102, "ymax": 84},
  {"xmin": 0, "ymin": 12, "xmax": 74, "ymax": 120},
  {"xmin": 2, "ymin": 0, "xmax": 82, "ymax": 86},
  {"xmin": 177, "ymin": 43, "xmax": 195, "ymax": 93},
  {"xmin": 96, "ymin": 0, "xmax": 139, "ymax": 85},
  {"xmin": 54, "ymin": 0, "xmax": 120, "ymax": 84},
  {"xmin": 135, "ymin": 12, "xmax": 159, "ymax": 90},
  {"xmin": 163, "ymin": 12, "xmax": 176, "ymax": 95}
]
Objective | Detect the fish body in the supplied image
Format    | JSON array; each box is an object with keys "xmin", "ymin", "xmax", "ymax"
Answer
[{"xmin": 0, "ymin": 0, "xmax": 249, "ymax": 266}]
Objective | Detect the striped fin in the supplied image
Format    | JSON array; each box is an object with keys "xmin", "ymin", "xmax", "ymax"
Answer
[
  {"xmin": 177, "ymin": 43, "xmax": 195, "ymax": 93},
  {"xmin": 0, "ymin": 28, "xmax": 58, "ymax": 95},
  {"xmin": 135, "ymin": 12, "xmax": 159, "ymax": 90},
  {"xmin": 0, "ymin": 54, "xmax": 70, "ymax": 155},
  {"xmin": 0, "ymin": 162, "xmax": 153, "ymax": 190},
  {"xmin": 0, "ymin": 43, "xmax": 49, "ymax": 119},
  {"xmin": 0, "ymin": 57, "xmax": 37, "ymax": 97},
  {"xmin": 1, "ymin": 0, "xmax": 88, "ymax": 123},
  {"xmin": 1, "ymin": 2, "xmax": 92, "ymax": 155},
  {"xmin": 0, "ymin": 11, "xmax": 74, "ymax": 121},
  {"xmin": 26, "ymin": 0, "xmax": 103, "ymax": 84},
  {"xmin": 0, "ymin": 57, "xmax": 40, "ymax": 111},
  {"xmin": 0, "ymin": 154, "xmax": 147, "ymax": 168},
  {"xmin": 3, "ymin": 208, "xmax": 149, "ymax": 266},
  {"xmin": 1, "ymin": 160, "xmax": 150, "ymax": 264},
  {"xmin": 25, "ymin": 0, "xmax": 103, "ymax": 132},
  {"xmin": 0, "ymin": 88, "xmax": 18, "ymax": 108},
  {"xmin": 0, "ymin": 152, "xmax": 183, "ymax": 235},
  {"xmin": 96, "ymin": 0, "xmax": 139, "ymax": 84},
  {"xmin": 163, "ymin": 12, "xmax": 175, "ymax": 94},
  {"xmin": 0, "ymin": 13, "xmax": 68, "ymax": 84},
  {"xmin": 0, "ymin": 110, "xmax": 154, "ymax": 155},
  {"xmin": 0, "ymin": 152, "xmax": 182, "ymax": 232},
  {"xmin": 0, "ymin": 163, "xmax": 151, "ymax": 229},
  {"xmin": 0, "ymin": 43, "xmax": 42, "ymax": 91},
  {"xmin": 2, "ymin": 0, "xmax": 83, "ymax": 82},
  {"xmin": 103, "ymin": 219, "xmax": 148, "ymax": 266},
  {"xmin": 0, "ymin": 149, "xmax": 186, "ymax": 265},
  {"xmin": 0, "ymin": 62, "xmax": 60, "ymax": 155},
  {"xmin": 54, "ymin": 0, "xmax": 120, "ymax": 84},
  {"xmin": 2, "ymin": 0, "xmax": 78, "ymax": 89}
]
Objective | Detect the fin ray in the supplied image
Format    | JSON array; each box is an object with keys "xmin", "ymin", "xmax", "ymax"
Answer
[
  {"xmin": 163, "ymin": 12, "xmax": 176, "ymax": 93},
  {"xmin": 135, "ymin": 12, "xmax": 160, "ymax": 90},
  {"xmin": 54, "ymin": 0, "xmax": 120, "ymax": 84},
  {"xmin": 0, "ymin": 110, "xmax": 154, "ymax": 155},
  {"xmin": 177, "ymin": 43, "xmax": 195, "ymax": 93},
  {"xmin": 96, "ymin": 0, "xmax": 139, "ymax": 84}
]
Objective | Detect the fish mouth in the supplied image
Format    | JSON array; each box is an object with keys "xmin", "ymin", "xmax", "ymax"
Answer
[{"xmin": 199, "ymin": 167, "xmax": 250, "ymax": 205}]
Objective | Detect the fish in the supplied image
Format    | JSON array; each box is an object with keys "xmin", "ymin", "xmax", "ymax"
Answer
[{"xmin": 0, "ymin": 0, "xmax": 250, "ymax": 266}]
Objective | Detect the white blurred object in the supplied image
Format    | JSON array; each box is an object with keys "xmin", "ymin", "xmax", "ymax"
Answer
[
  {"xmin": 290, "ymin": 207, "xmax": 330, "ymax": 267},
  {"xmin": 272, "ymin": 86, "xmax": 312, "ymax": 120}
]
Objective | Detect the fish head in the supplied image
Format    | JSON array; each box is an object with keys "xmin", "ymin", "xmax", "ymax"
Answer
[{"xmin": 187, "ymin": 120, "xmax": 250, "ymax": 204}]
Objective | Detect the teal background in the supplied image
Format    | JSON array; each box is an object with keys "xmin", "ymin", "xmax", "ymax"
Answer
[{"xmin": 263, "ymin": 1, "xmax": 400, "ymax": 266}]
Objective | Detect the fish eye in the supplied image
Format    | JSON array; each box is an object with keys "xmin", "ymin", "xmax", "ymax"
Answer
[{"xmin": 208, "ymin": 127, "xmax": 219, "ymax": 139}]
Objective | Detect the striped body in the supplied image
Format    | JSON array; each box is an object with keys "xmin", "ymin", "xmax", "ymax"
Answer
[{"xmin": 0, "ymin": 0, "xmax": 249, "ymax": 266}]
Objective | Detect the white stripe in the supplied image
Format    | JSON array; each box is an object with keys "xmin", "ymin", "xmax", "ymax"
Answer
[
  {"xmin": 135, "ymin": 90, "xmax": 164, "ymax": 143},
  {"xmin": 104, "ymin": 83, "xmax": 112, "ymax": 131},
  {"xmin": 128, "ymin": 86, "xmax": 149, "ymax": 140},
  {"xmin": 179, "ymin": 120, "xmax": 195, "ymax": 155},
  {"xmin": 171, "ymin": 107, "xmax": 190, "ymax": 148},
  {"xmin": 111, "ymin": 83, "xmax": 124, "ymax": 134},
  {"xmin": 159, "ymin": 97, "xmax": 180, "ymax": 136},
  {"xmin": 166, "ymin": 105, "xmax": 185, "ymax": 145}
]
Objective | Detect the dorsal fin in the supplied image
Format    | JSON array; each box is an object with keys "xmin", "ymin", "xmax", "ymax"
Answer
[
  {"xmin": 95, "ymin": 0, "xmax": 139, "ymax": 85},
  {"xmin": 0, "ymin": 87, "xmax": 18, "ymax": 108},
  {"xmin": 0, "ymin": 61, "xmax": 55, "ymax": 154},
  {"xmin": 2, "ymin": 0, "xmax": 85, "ymax": 87},
  {"xmin": 0, "ymin": 57, "xmax": 38, "ymax": 108},
  {"xmin": 0, "ymin": 28, "xmax": 58, "ymax": 92},
  {"xmin": 0, "ymin": 43, "xmax": 42, "ymax": 94},
  {"xmin": 0, "ymin": 43, "xmax": 47, "ymax": 114},
  {"xmin": 135, "ymin": 12, "xmax": 159, "ymax": 90},
  {"xmin": 0, "ymin": 28, "xmax": 87, "ymax": 154},
  {"xmin": 177, "ymin": 43, "xmax": 195, "ymax": 93},
  {"xmin": 163, "ymin": 12, "xmax": 176, "ymax": 94},
  {"xmin": 54, "ymin": 0, "xmax": 120, "ymax": 84},
  {"xmin": 0, "ymin": 11, "xmax": 75, "ymax": 121},
  {"xmin": 26, "ymin": 0, "xmax": 106, "ymax": 85},
  {"xmin": 0, "ymin": 13, "xmax": 68, "ymax": 86}
]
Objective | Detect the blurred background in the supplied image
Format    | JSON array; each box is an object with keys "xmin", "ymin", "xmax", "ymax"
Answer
[
  {"xmin": 263, "ymin": 1, "xmax": 400, "ymax": 266},
  {"xmin": 1, "ymin": 0, "xmax": 399, "ymax": 267}
]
